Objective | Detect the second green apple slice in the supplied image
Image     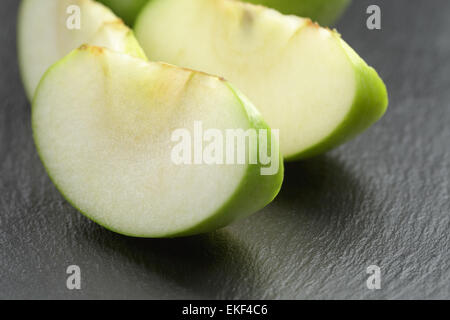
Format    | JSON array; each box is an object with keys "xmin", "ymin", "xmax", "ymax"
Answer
[
  {"xmin": 135, "ymin": 0, "xmax": 388, "ymax": 160},
  {"xmin": 33, "ymin": 46, "xmax": 283, "ymax": 238}
]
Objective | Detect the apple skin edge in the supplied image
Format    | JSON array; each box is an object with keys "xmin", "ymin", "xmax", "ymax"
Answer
[
  {"xmin": 16, "ymin": 0, "xmax": 37, "ymax": 100},
  {"xmin": 244, "ymin": 0, "xmax": 351, "ymax": 26},
  {"xmin": 285, "ymin": 36, "xmax": 389, "ymax": 161},
  {"xmin": 169, "ymin": 83, "xmax": 285, "ymax": 238},
  {"xmin": 97, "ymin": 0, "xmax": 149, "ymax": 26},
  {"xmin": 31, "ymin": 47, "xmax": 284, "ymax": 238}
]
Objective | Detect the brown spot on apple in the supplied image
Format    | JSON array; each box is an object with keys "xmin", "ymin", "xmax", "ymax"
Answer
[
  {"xmin": 78, "ymin": 44, "xmax": 104, "ymax": 55},
  {"xmin": 241, "ymin": 8, "xmax": 254, "ymax": 29},
  {"xmin": 90, "ymin": 46, "xmax": 105, "ymax": 55}
]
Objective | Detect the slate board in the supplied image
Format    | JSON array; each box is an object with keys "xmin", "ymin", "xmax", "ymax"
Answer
[{"xmin": 0, "ymin": 0, "xmax": 448, "ymax": 299}]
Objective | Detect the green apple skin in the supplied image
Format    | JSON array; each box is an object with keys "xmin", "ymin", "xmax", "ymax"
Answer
[
  {"xmin": 170, "ymin": 83, "xmax": 284, "ymax": 237},
  {"xmin": 18, "ymin": 0, "xmax": 147, "ymax": 100},
  {"xmin": 97, "ymin": 0, "xmax": 149, "ymax": 25},
  {"xmin": 286, "ymin": 41, "xmax": 388, "ymax": 161},
  {"xmin": 32, "ymin": 46, "xmax": 284, "ymax": 238},
  {"xmin": 244, "ymin": 0, "xmax": 351, "ymax": 25}
]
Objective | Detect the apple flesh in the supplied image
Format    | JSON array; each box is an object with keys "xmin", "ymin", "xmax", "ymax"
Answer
[
  {"xmin": 18, "ymin": 0, "xmax": 146, "ymax": 100},
  {"xmin": 135, "ymin": 0, "xmax": 388, "ymax": 160},
  {"xmin": 32, "ymin": 46, "xmax": 284, "ymax": 237},
  {"xmin": 244, "ymin": 0, "xmax": 351, "ymax": 26}
]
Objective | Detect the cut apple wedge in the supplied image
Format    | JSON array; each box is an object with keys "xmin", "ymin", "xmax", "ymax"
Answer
[
  {"xmin": 32, "ymin": 46, "xmax": 284, "ymax": 238},
  {"xmin": 18, "ymin": 0, "xmax": 146, "ymax": 100},
  {"xmin": 135, "ymin": 0, "xmax": 388, "ymax": 160}
]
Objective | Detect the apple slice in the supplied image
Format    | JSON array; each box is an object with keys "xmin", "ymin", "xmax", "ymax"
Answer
[
  {"xmin": 32, "ymin": 45, "xmax": 283, "ymax": 238},
  {"xmin": 135, "ymin": 0, "xmax": 388, "ymax": 160},
  {"xmin": 18, "ymin": 0, "xmax": 146, "ymax": 100},
  {"xmin": 244, "ymin": 0, "xmax": 351, "ymax": 26}
]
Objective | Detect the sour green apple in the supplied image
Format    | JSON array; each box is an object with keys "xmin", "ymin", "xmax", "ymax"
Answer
[{"xmin": 135, "ymin": 0, "xmax": 388, "ymax": 160}]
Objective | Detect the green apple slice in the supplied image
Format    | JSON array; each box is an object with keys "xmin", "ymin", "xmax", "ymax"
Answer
[
  {"xmin": 135, "ymin": 0, "xmax": 388, "ymax": 160},
  {"xmin": 18, "ymin": 0, "xmax": 146, "ymax": 100},
  {"xmin": 244, "ymin": 0, "xmax": 351, "ymax": 26},
  {"xmin": 32, "ymin": 45, "xmax": 284, "ymax": 238}
]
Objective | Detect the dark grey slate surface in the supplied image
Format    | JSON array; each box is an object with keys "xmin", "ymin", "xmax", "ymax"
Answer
[{"xmin": 0, "ymin": 0, "xmax": 448, "ymax": 299}]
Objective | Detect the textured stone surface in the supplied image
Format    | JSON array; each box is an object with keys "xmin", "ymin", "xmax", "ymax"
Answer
[{"xmin": 0, "ymin": 0, "xmax": 448, "ymax": 299}]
